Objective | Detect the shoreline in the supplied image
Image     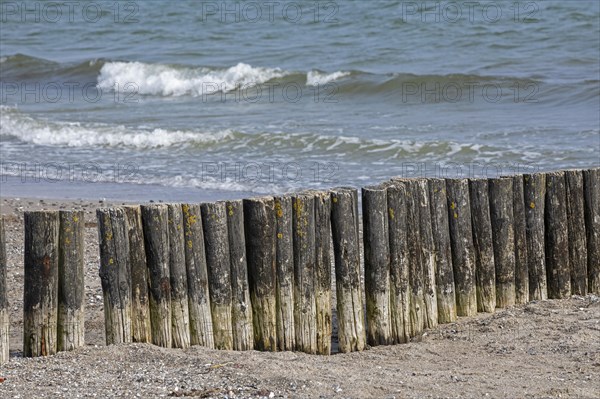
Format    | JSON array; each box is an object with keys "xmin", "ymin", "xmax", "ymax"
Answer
[{"xmin": 0, "ymin": 177, "xmax": 253, "ymax": 204}]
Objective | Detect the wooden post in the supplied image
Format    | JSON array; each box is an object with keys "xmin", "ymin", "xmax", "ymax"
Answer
[
  {"xmin": 140, "ymin": 204, "xmax": 172, "ymax": 348},
  {"xmin": 24, "ymin": 211, "xmax": 59, "ymax": 357},
  {"xmin": 524, "ymin": 173, "xmax": 547, "ymax": 300},
  {"xmin": 428, "ymin": 178, "xmax": 457, "ymax": 324},
  {"xmin": 167, "ymin": 204, "xmax": 191, "ymax": 349},
  {"xmin": 387, "ymin": 182, "xmax": 411, "ymax": 343},
  {"xmin": 274, "ymin": 196, "xmax": 295, "ymax": 351},
  {"xmin": 226, "ymin": 200, "xmax": 254, "ymax": 351},
  {"xmin": 362, "ymin": 185, "xmax": 392, "ymax": 345},
  {"xmin": 314, "ymin": 191, "xmax": 332, "ymax": 355},
  {"xmin": 545, "ymin": 172, "xmax": 571, "ymax": 299},
  {"xmin": 97, "ymin": 208, "xmax": 132, "ymax": 346},
  {"xmin": 445, "ymin": 179, "xmax": 477, "ymax": 317},
  {"xmin": 583, "ymin": 168, "xmax": 600, "ymax": 294},
  {"xmin": 415, "ymin": 179, "xmax": 438, "ymax": 329},
  {"xmin": 123, "ymin": 206, "xmax": 151, "ymax": 343},
  {"xmin": 565, "ymin": 170, "xmax": 588, "ymax": 295},
  {"xmin": 292, "ymin": 193, "xmax": 317, "ymax": 354},
  {"xmin": 0, "ymin": 217, "xmax": 9, "ymax": 363},
  {"xmin": 489, "ymin": 177, "xmax": 516, "ymax": 308},
  {"xmin": 243, "ymin": 197, "xmax": 277, "ymax": 352},
  {"xmin": 182, "ymin": 203, "xmax": 214, "ymax": 348},
  {"xmin": 330, "ymin": 188, "xmax": 366, "ymax": 352},
  {"xmin": 512, "ymin": 175, "xmax": 529, "ymax": 304},
  {"xmin": 402, "ymin": 179, "xmax": 425, "ymax": 336},
  {"xmin": 469, "ymin": 179, "xmax": 496, "ymax": 312},
  {"xmin": 200, "ymin": 202, "xmax": 233, "ymax": 350},
  {"xmin": 58, "ymin": 210, "xmax": 85, "ymax": 351}
]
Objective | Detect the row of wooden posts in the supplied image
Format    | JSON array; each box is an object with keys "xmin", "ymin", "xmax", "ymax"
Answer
[{"xmin": 0, "ymin": 168, "xmax": 598, "ymax": 360}]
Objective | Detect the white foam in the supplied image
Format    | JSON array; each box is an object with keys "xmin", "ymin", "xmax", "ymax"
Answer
[
  {"xmin": 0, "ymin": 106, "xmax": 235, "ymax": 148},
  {"xmin": 306, "ymin": 70, "xmax": 350, "ymax": 86},
  {"xmin": 97, "ymin": 61, "xmax": 288, "ymax": 96}
]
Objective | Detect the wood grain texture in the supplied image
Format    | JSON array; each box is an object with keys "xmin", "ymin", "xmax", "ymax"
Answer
[
  {"xmin": 58, "ymin": 210, "xmax": 85, "ymax": 351},
  {"xmin": 428, "ymin": 178, "xmax": 457, "ymax": 324},
  {"xmin": 274, "ymin": 196, "xmax": 295, "ymax": 351},
  {"xmin": 489, "ymin": 178, "xmax": 516, "ymax": 308},
  {"xmin": 583, "ymin": 168, "xmax": 600, "ymax": 294},
  {"xmin": 469, "ymin": 179, "xmax": 496, "ymax": 312},
  {"xmin": 445, "ymin": 179, "xmax": 477, "ymax": 317},
  {"xmin": 330, "ymin": 188, "xmax": 366, "ymax": 353},
  {"xmin": 167, "ymin": 204, "xmax": 191, "ymax": 349},
  {"xmin": 524, "ymin": 173, "xmax": 547, "ymax": 300},
  {"xmin": 226, "ymin": 200, "xmax": 254, "ymax": 351},
  {"xmin": 97, "ymin": 208, "xmax": 132, "ymax": 346},
  {"xmin": 565, "ymin": 170, "xmax": 588, "ymax": 296},
  {"xmin": 0, "ymin": 217, "xmax": 9, "ymax": 363},
  {"xmin": 123, "ymin": 206, "xmax": 151, "ymax": 344},
  {"xmin": 201, "ymin": 202, "xmax": 233, "ymax": 350},
  {"xmin": 24, "ymin": 211, "xmax": 59, "ymax": 357},
  {"xmin": 244, "ymin": 197, "xmax": 277, "ymax": 351},
  {"xmin": 182, "ymin": 203, "xmax": 214, "ymax": 348},
  {"xmin": 141, "ymin": 204, "xmax": 172, "ymax": 348}
]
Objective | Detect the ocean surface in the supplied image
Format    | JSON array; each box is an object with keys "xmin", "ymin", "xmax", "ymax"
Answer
[{"xmin": 1, "ymin": 0, "xmax": 599, "ymax": 201}]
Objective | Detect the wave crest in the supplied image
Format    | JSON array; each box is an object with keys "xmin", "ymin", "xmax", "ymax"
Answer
[{"xmin": 97, "ymin": 61, "xmax": 288, "ymax": 96}]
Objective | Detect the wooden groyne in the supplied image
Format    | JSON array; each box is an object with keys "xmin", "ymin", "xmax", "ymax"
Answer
[{"xmin": 2, "ymin": 167, "xmax": 598, "ymax": 360}]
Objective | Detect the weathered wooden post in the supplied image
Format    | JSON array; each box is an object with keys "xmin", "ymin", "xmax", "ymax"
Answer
[
  {"xmin": 387, "ymin": 182, "xmax": 411, "ymax": 343},
  {"xmin": 415, "ymin": 179, "xmax": 438, "ymax": 329},
  {"xmin": 243, "ymin": 197, "xmax": 277, "ymax": 352},
  {"xmin": 123, "ymin": 206, "xmax": 151, "ymax": 343},
  {"xmin": 469, "ymin": 179, "xmax": 496, "ymax": 312},
  {"xmin": 314, "ymin": 191, "xmax": 332, "ymax": 355},
  {"xmin": 167, "ymin": 204, "xmax": 191, "ymax": 349},
  {"xmin": 545, "ymin": 171, "xmax": 571, "ymax": 299},
  {"xmin": 362, "ymin": 185, "xmax": 392, "ymax": 346},
  {"xmin": 274, "ymin": 196, "xmax": 295, "ymax": 351},
  {"xmin": 512, "ymin": 175, "xmax": 529, "ymax": 304},
  {"xmin": 583, "ymin": 168, "xmax": 600, "ymax": 294},
  {"xmin": 24, "ymin": 211, "xmax": 59, "ymax": 357},
  {"xmin": 226, "ymin": 200, "xmax": 254, "ymax": 351},
  {"xmin": 445, "ymin": 179, "xmax": 477, "ymax": 317},
  {"xmin": 489, "ymin": 177, "xmax": 516, "ymax": 308},
  {"xmin": 292, "ymin": 193, "xmax": 317, "ymax": 354},
  {"xmin": 182, "ymin": 203, "xmax": 214, "ymax": 348},
  {"xmin": 0, "ymin": 217, "xmax": 9, "ymax": 363},
  {"xmin": 565, "ymin": 170, "xmax": 588, "ymax": 295},
  {"xmin": 201, "ymin": 202, "xmax": 233, "ymax": 350},
  {"xmin": 330, "ymin": 188, "xmax": 366, "ymax": 352},
  {"xmin": 403, "ymin": 179, "xmax": 425, "ymax": 336},
  {"xmin": 58, "ymin": 210, "xmax": 85, "ymax": 351},
  {"xmin": 523, "ymin": 173, "xmax": 547, "ymax": 300},
  {"xmin": 428, "ymin": 178, "xmax": 457, "ymax": 324},
  {"xmin": 97, "ymin": 208, "xmax": 132, "ymax": 346},
  {"xmin": 140, "ymin": 204, "xmax": 172, "ymax": 348}
]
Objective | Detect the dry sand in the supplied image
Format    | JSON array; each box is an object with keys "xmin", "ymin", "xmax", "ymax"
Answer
[{"xmin": 0, "ymin": 197, "xmax": 599, "ymax": 399}]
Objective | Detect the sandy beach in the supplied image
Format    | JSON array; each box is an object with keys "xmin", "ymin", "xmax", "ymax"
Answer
[{"xmin": 0, "ymin": 196, "xmax": 598, "ymax": 398}]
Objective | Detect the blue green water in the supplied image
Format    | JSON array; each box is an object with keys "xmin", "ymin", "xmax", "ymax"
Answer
[{"xmin": 1, "ymin": 1, "xmax": 598, "ymax": 200}]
